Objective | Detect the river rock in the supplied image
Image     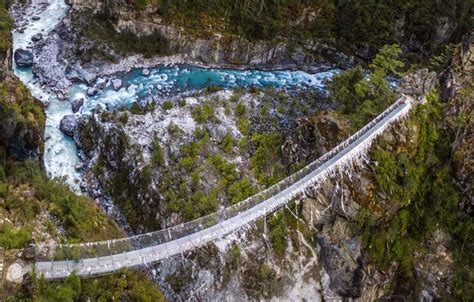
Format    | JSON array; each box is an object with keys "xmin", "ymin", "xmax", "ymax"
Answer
[
  {"xmin": 31, "ymin": 33, "xmax": 43, "ymax": 42},
  {"xmin": 65, "ymin": 65, "xmax": 81, "ymax": 82},
  {"xmin": 32, "ymin": 16, "xmax": 40, "ymax": 21},
  {"xmin": 87, "ymin": 87, "xmax": 98, "ymax": 97},
  {"xmin": 60, "ymin": 115, "xmax": 77, "ymax": 137},
  {"xmin": 71, "ymin": 98, "xmax": 84, "ymax": 113},
  {"xmin": 81, "ymin": 70, "xmax": 97, "ymax": 86},
  {"xmin": 111, "ymin": 78, "xmax": 123, "ymax": 91},
  {"xmin": 142, "ymin": 68, "xmax": 150, "ymax": 76},
  {"xmin": 14, "ymin": 49, "xmax": 34, "ymax": 67},
  {"xmin": 96, "ymin": 77, "xmax": 108, "ymax": 89}
]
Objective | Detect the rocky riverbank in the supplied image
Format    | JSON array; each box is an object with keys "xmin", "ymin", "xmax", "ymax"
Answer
[{"xmin": 10, "ymin": 0, "xmax": 344, "ymax": 100}]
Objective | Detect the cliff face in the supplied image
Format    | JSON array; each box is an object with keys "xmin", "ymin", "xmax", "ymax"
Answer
[
  {"xmin": 65, "ymin": 0, "xmax": 471, "ymax": 69},
  {"xmin": 440, "ymin": 32, "xmax": 473, "ymax": 213},
  {"xmin": 65, "ymin": 0, "xmax": 353, "ymax": 69}
]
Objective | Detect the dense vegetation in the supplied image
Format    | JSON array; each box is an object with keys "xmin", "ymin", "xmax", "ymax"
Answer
[
  {"xmin": 0, "ymin": 4, "xmax": 12, "ymax": 78},
  {"xmin": 0, "ymin": 78, "xmax": 123, "ymax": 246},
  {"xmin": 0, "ymin": 76, "xmax": 167, "ymax": 302},
  {"xmin": 12, "ymin": 269, "xmax": 165, "ymax": 301},
  {"xmin": 327, "ymin": 44, "xmax": 473, "ymax": 298},
  {"xmin": 358, "ymin": 91, "xmax": 473, "ymax": 300},
  {"xmin": 328, "ymin": 44, "xmax": 404, "ymax": 129},
  {"xmin": 73, "ymin": 14, "xmax": 171, "ymax": 61}
]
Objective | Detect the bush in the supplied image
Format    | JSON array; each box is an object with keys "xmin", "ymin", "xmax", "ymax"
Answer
[
  {"xmin": 0, "ymin": 224, "xmax": 31, "ymax": 249},
  {"xmin": 192, "ymin": 103, "xmax": 215, "ymax": 123},
  {"xmin": 151, "ymin": 139, "xmax": 165, "ymax": 166},
  {"xmin": 22, "ymin": 269, "xmax": 166, "ymax": 301},
  {"xmin": 234, "ymin": 102, "xmax": 246, "ymax": 117},
  {"xmin": 119, "ymin": 113, "xmax": 129, "ymax": 124},
  {"xmin": 219, "ymin": 134, "xmax": 236, "ymax": 153},
  {"xmin": 227, "ymin": 177, "xmax": 257, "ymax": 204},
  {"xmin": 329, "ymin": 44, "xmax": 403, "ymax": 129},
  {"xmin": 162, "ymin": 100, "xmax": 173, "ymax": 110}
]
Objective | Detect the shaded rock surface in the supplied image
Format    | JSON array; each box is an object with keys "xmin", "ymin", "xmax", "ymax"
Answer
[
  {"xmin": 71, "ymin": 98, "xmax": 84, "ymax": 113},
  {"xmin": 316, "ymin": 232, "xmax": 364, "ymax": 298},
  {"xmin": 14, "ymin": 49, "xmax": 33, "ymax": 67},
  {"xmin": 31, "ymin": 33, "xmax": 43, "ymax": 42},
  {"xmin": 86, "ymin": 87, "xmax": 98, "ymax": 96},
  {"xmin": 60, "ymin": 114, "xmax": 77, "ymax": 137}
]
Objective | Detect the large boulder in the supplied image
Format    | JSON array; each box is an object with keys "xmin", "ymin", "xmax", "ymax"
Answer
[
  {"xmin": 60, "ymin": 114, "xmax": 77, "ymax": 137},
  {"xmin": 111, "ymin": 78, "xmax": 123, "ymax": 91},
  {"xmin": 96, "ymin": 77, "xmax": 108, "ymax": 90},
  {"xmin": 6, "ymin": 260, "xmax": 32, "ymax": 284},
  {"xmin": 87, "ymin": 87, "xmax": 98, "ymax": 97},
  {"xmin": 71, "ymin": 98, "xmax": 84, "ymax": 113},
  {"xmin": 65, "ymin": 65, "xmax": 97, "ymax": 85},
  {"xmin": 81, "ymin": 70, "xmax": 97, "ymax": 86},
  {"xmin": 14, "ymin": 49, "xmax": 33, "ymax": 67},
  {"xmin": 31, "ymin": 33, "xmax": 43, "ymax": 42}
]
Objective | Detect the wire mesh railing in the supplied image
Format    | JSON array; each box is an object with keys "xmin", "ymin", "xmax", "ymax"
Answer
[{"xmin": 35, "ymin": 95, "xmax": 410, "ymax": 264}]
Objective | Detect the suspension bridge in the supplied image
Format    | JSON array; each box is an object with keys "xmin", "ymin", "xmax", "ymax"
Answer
[{"xmin": 34, "ymin": 94, "xmax": 414, "ymax": 279}]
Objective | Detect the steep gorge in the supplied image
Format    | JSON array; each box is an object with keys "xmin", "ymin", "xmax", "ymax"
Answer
[{"xmin": 1, "ymin": 0, "xmax": 472, "ymax": 300}]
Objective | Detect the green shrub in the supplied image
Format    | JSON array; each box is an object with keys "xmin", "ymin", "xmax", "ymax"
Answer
[
  {"xmin": 329, "ymin": 44, "xmax": 403, "ymax": 129},
  {"xmin": 24, "ymin": 269, "xmax": 166, "ymax": 301},
  {"xmin": 192, "ymin": 103, "xmax": 216, "ymax": 123},
  {"xmin": 119, "ymin": 113, "xmax": 129, "ymax": 124},
  {"xmin": 220, "ymin": 134, "xmax": 236, "ymax": 153},
  {"xmin": 0, "ymin": 224, "xmax": 31, "ymax": 249},
  {"xmin": 151, "ymin": 139, "xmax": 165, "ymax": 166},
  {"xmin": 130, "ymin": 102, "xmax": 144, "ymax": 115},
  {"xmin": 227, "ymin": 177, "xmax": 256, "ymax": 204},
  {"xmin": 235, "ymin": 102, "xmax": 246, "ymax": 117},
  {"xmin": 162, "ymin": 100, "xmax": 173, "ymax": 110}
]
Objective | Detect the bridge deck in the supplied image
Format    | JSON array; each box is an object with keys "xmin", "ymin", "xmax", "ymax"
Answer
[{"xmin": 35, "ymin": 96, "xmax": 413, "ymax": 279}]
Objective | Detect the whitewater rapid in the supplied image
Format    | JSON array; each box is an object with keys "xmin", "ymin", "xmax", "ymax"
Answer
[{"xmin": 12, "ymin": 0, "xmax": 81, "ymax": 188}]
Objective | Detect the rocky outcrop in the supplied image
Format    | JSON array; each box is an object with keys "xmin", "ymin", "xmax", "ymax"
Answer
[
  {"xmin": 440, "ymin": 32, "xmax": 473, "ymax": 102},
  {"xmin": 64, "ymin": 0, "xmax": 353, "ymax": 71},
  {"xmin": 398, "ymin": 68, "xmax": 438, "ymax": 99},
  {"xmin": 440, "ymin": 32, "xmax": 474, "ymax": 213},
  {"xmin": 317, "ymin": 230, "xmax": 364, "ymax": 298},
  {"xmin": 282, "ymin": 112, "xmax": 349, "ymax": 168}
]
